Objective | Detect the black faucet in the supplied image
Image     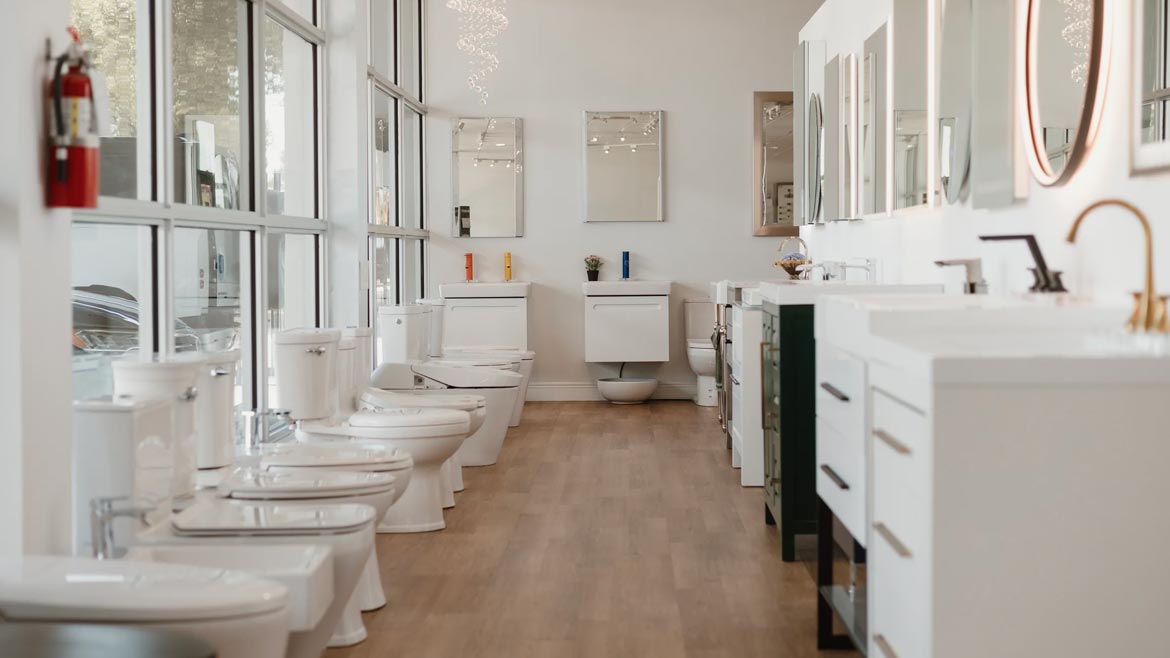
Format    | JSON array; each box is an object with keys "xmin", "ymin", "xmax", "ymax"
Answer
[{"xmin": 978, "ymin": 234, "xmax": 1068, "ymax": 293}]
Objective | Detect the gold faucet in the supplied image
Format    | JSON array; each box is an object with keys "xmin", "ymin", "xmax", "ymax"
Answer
[{"xmin": 1067, "ymin": 199, "xmax": 1166, "ymax": 332}]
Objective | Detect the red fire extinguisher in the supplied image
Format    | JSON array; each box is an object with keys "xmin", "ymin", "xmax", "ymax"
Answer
[{"xmin": 46, "ymin": 27, "xmax": 100, "ymax": 208}]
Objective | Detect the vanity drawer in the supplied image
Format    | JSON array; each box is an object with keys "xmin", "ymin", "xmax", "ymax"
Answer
[
  {"xmin": 869, "ymin": 520, "xmax": 931, "ymax": 658},
  {"xmin": 816, "ymin": 418, "xmax": 865, "ymax": 542},
  {"xmin": 872, "ymin": 388, "xmax": 931, "ymax": 497},
  {"xmin": 816, "ymin": 344, "xmax": 866, "ymax": 438}
]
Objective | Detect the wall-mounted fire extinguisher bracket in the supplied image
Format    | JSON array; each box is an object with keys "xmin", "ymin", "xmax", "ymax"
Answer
[{"xmin": 46, "ymin": 27, "xmax": 101, "ymax": 209}]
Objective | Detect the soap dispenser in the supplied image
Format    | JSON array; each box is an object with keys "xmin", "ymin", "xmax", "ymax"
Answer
[{"xmin": 464, "ymin": 253, "xmax": 474, "ymax": 282}]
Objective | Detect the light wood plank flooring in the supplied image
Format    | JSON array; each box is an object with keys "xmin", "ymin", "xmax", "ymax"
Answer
[{"xmin": 328, "ymin": 401, "xmax": 857, "ymax": 658}]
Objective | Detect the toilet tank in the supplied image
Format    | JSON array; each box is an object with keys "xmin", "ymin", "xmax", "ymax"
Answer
[
  {"xmin": 377, "ymin": 305, "xmax": 430, "ymax": 363},
  {"xmin": 274, "ymin": 328, "xmax": 340, "ymax": 421},
  {"xmin": 344, "ymin": 326, "xmax": 375, "ymax": 390},
  {"xmin": 72, "ymin": 398, "xmax": 175, "ymax": 557},
  {"xmin": 177, "ymin": 350, "xmax": 240, "ymax": 471},
  {"xmin": 582, "ymin": 281, "xmax": 672, "ymax": 363},
  {"xmin": 337, "ymin": 337, "xmax": 357, "ymax": 417}
]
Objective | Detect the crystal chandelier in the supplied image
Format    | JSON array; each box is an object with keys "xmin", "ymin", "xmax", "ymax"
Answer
[
  {"xmin": 1058, "ymin": 0, "xmax": 1091, "ymax": 86},
  {"xmin": 446, "ymin": 0, "xmax": 509, "ymax": 105}
]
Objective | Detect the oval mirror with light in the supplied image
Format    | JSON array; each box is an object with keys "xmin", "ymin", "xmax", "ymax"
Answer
[
  {"xmin": 1023, "ymin": 0, "xmax": 1109, "ymax": 185},
  {"xmin": 938, "ymin": 0, "xmax": 972, "ymax": 203},
  {"xmin": 807, "ymin": 94, "xmax": 824, "ymax": 224}
]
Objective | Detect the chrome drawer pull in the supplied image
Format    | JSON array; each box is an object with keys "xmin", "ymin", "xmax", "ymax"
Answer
[
  {"xmin": 819, "ymin": 382, "xmax": 850, "ymax": 402},
  {"xmin": 819, "ymin": 464, "xmax": 850, "ymax": 490},
  {"xmin": 874, "ymin": 634, "xmax": 900, "ymax": 658},
  {"xmin": 873, "ymin": 522, "xmax": 913, "ymax": 558},
  {"xmin": 874, "ymin": 429, "xmax": 911, "ymax": 455}
]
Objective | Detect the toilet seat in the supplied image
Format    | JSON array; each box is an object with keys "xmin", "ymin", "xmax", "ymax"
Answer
[
  {"xmin": 361, "ymin": 389, "xmax": 484, "ymax": 412},
  {"xmin": 297, "ymin": 407, "xmax": 471, "ymax": 441},
  {"xmin": 411, "ymin": 362, "xmax": 524, "ymax": 389},
  {"xmin": 217, "ymin": 469, "xmax": 396, "ymax": 500},
  {"xmin": 687, "ymin": 338, "xmax": 715, "ymax": 350},
  {"xmin": 0, "ymin": 555, "xmax": 288, "ymax": 622},
  {"xmin": 171, "ymin": 501, "xmax": 376, "ymax": 537}
]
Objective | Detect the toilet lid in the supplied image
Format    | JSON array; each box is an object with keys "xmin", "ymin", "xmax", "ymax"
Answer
[
  {"xmin": 0, "ymin": 556, "xmax": 288, "ymax": 622},
  {"xmin": 687, "ymin": 339, "xmax": 715, "ymax": 350},
  {"xmin": 413, "ymin": 362, "xmax": 524, "ymax": 388},
  {"xmin": 445, "ymin": 346, "xmax": 535, "ymax": 360},
  {"xmin": 347, "ymin": 408, "xmax": 469, "ymax": 429},
  {"xmin": 171, "ymin": 501, "xmax": 375, "ymax": 536},
  {"xmin": 362, "ymin": 389, "xmax": 485, "ymax": 412},
  {"xmin": 260, "ymin": 442, "xmax": 413, "ymax": 468},
  {"xmin": 217, "ymin": 468, "xmax": 395, "ymax": 500}
]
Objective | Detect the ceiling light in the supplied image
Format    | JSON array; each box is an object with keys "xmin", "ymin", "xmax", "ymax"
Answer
[
  {"xmin": 591, "ymin": 137, "xmax": 598, "ymax": 143},
  {"xmin": 495, "ymin": 143, "xmax": 507, "ymax": 147},
  {"xmin": 447, "ymin": 0, "xmax": 510, "ymax": 104},
  {"xmin": 620, "ymin": 136, "xmax": 627, "ymax": 142}
]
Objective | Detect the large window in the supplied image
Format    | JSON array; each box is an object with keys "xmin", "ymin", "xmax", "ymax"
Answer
[
  {"xmin": 172, "ymin": 0, "xmax": 250, "ymax": 210},
  {"xmin": 372, "ymin": 90, "xmax": 398, "ymax": 225},
  {"xmin": 399, "ymin": 0, "xmax": 422, "ymax": 99},
  {"xmin": 266, "ymin": 232, "xmax": 319, "ymax": 407},
  {"xmin": 264, "ymin": 16, "xmax": 319, "ymax": 218},
  {"xmin": 403, "ymin": 109, "xmax": 424, "ymax": 229}
]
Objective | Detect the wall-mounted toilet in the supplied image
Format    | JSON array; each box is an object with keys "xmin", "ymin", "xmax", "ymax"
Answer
[{"xmin": 684, "ymin": 300, "xmax": 718, "ymax": 407}]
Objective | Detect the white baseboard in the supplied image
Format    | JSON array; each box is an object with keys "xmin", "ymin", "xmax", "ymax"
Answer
[{"xmin": 526, "ymin": 381, "xmax": 697, "ymax": 402}]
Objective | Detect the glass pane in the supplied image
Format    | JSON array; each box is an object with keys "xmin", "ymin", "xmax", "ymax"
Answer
[
  {"xmin": 265, "ymin": 17, "xmax": 318, "ymax": 218},
  {"xmin": 400, "ymin": 238, "xmax": 423, "ymax": 304},
  {"xmin": 73, "ymin": 0, "xmax": 151, "ymax": 200},
  {"xmin": 174, "ymin": 227, "xmax": 251, "ymax": 411},
  {"xmin": 403, "ymin": 109, "xmax": 423, "ymax": 229},
  {"xmin": 372, "ymin": 90, "xmax": 397, "ymax": 225},
  {"xmin": 399, "ymin": 0, "xmax": 421, "ymax": 97},
  {"xmin": 281, "ymin": 0, "xmax": 314, "ymax": 24},
  {"xmin": 71, "ymin": 223, "xmax": 154, "ymax": 400},
  {"xmin": 173, "ymin": 0, "xmax": 250, "ymax": 210},
  {"xmin": 370, "ymin": 0, "xmax": 396, "ymax": 79},
  {"xmin": 370, "ymin": 236, "xmax": 398, "ymax": 363},
  {"xmin": 266, "ymin": 233, "xmax": 318, "ymax": 408}
]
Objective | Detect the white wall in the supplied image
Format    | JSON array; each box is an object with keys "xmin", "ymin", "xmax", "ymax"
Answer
[
  {"xmin": 425, "ymin": 0, "xmax": 823, "ymax": 399},
  {"xmin": 798, "ymin": 0, "xmax": 1170, "ymax": 306},
  {"xmin": 0, "ymin": 0, "xmax": 76, "ymax": 556}
]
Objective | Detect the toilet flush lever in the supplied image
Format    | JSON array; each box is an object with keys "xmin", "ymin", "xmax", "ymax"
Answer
[
  {"xmin": 210, "ymin": 368, "xmax": 231, "ymax": 377},
  {"xmin": 178, "ymin": 386, "xmax": 198, "ymax": 402},
  {"xmin": 305, "ymin": 347, "xmax": 327, "ymax": 355}
]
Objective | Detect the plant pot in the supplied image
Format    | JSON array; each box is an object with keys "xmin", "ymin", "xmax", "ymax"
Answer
[{"xmin": 586, "ymin": 270, "xmax": 600, "ymax": 281}]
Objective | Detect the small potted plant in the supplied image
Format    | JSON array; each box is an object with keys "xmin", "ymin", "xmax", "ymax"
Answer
[{"xmin": 584, "ymin": 255, "xmax": 603, "ymax": 281}]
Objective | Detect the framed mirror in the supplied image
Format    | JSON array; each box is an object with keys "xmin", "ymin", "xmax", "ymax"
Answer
[
  {"xmin": 823, "ymin": 56, "xmax": 841, "ymax": 222},
  {"xmin": 452, "ymin": 118, "xmax": 524, "ymax": 237},
  {"xmin": 840, "ymin": 54, "xmax": 857, "ymax": 220},
  {"xmin": 863, "ymin": 25, "xmax": 888, "ymax": 215},
  {"xmin": 753, "ymin": 92, "xmax": 798, "ymax": 236},
  {"xmin": 583, "ymin": 111, "xmax": 664, "ymax": 222},
  {"xmin": 795, "ymin": 40, "xmax": 827, "ymax": 225},
  {"xmin": 893, "ymin": 0, "xmax": 930, "ymax": 210},
  {"xmin": 1134, "ymin": 0, "xmax": 1170, "ymax": 171},
  {"xmin": 807, "ymin": 94, "xmax": 825, "ymax": 225},
  {"xmin": 1022, "ymin": 0, "xmax": 1108, "ymax": 185},
  {"xmin": 938, "ymin": 0, "xmax": 972, "ymax": 203}
]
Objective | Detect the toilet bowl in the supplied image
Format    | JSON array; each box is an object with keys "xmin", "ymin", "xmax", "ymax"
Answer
[
  {"xmin": 0, "ymin": 556, "xmax": 291, "ymax": 658},
  {"xmin": 686, "ymin": 339, "xmax": 718, "ymax": 407}
]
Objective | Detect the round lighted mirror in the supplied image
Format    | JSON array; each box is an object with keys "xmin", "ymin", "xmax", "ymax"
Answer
[
  {"xmin": 1023, "ymin": 0, "xmax": 1109, "ymax": 185},
  {"xmin": 938, "ymin": 0, "xmax": 972, "ymax": 203},
  {"xmin": 807, "ymin": 93, "xmax": 824, "ymax": 223}
]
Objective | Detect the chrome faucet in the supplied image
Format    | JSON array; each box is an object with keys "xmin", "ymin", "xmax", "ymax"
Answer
[
  {"xmin": 979, "ymin": 234, "xmax": 1067, "ymax": 293},
  {"xmin": 935, "ymin": 258, "xmax": 988, "ymax": 294},
  {"xmin": 91, "ymin": 497, "xmax": 155, "ymax": 560},
  {"xmin": 840, "ymin": 258, "xmax": 877, "ymax": 282},
  {"xmin": 241, "ymin": 408, "xmax": 294, "ymax": 454}
]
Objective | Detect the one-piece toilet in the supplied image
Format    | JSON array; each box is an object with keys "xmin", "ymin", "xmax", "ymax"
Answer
[{"xmin": 684, "ymin": 300, "xmax": 718, "ymax": 407}]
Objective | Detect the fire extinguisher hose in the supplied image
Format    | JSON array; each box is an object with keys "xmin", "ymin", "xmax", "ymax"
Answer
[{"xmin": 51, "ymin": 53, "xmax": 70, "ymax": 183}]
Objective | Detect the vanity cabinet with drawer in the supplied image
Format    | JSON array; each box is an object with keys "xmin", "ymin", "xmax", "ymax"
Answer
[{"xmin": 729, "ymin": 300, "xmax": 764, "ymax": 486}]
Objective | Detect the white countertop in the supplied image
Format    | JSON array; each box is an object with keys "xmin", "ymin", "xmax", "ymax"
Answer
[{"xmin": 757, "ymin": 280, "xmax": 941, "ymax": 305}]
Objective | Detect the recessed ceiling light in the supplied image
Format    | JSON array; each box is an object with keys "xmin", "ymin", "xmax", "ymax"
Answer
[{"xmin": 495, "ymin": 143, "xmax": 507, "ymax": 147}]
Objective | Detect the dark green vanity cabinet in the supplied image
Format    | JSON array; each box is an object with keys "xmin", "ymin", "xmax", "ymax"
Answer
[{"xmin": 761, "ymin": 301, "xmax": 818, "ymax": 562}]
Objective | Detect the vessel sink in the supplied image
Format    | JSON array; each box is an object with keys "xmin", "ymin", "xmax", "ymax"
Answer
[
  {"xmin": 439, "ymin": 282, "xmax": 531, "ymax": 298},
  {"xmin": 582, "ymin": 280, "xmax": 671, "ymax": 296},
  {"xmin": 817, "ymin": 293, "xmax": 1132, "ymax": 354},
  {"xmin": 124, "ymin": 544, "xmax": 333, "ymax": 632}
]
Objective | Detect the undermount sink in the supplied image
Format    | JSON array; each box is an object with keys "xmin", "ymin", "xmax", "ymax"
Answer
[
  {"xmin": 124, "ymin": 544, "xmax": 334, "ymax": 632},
  {"xmin": 582, "ymin": 280, "xmax": 672, "ymax": 296},
  {"xmin": 438, "ymin": 282, "xmax": 531, "ymax": 298}
]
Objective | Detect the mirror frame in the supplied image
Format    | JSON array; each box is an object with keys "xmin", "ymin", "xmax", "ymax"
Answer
[
  {"xmin": 581, "ymin": 110, "xmax": 666, "ymax": 223},
  {"xmin": 753, "ymin": 91, "xmax": 799, "ymax": 237},
  {"xmin": 863, "ymin": 24, "xmax": 889, "ymax": 216},
  {"xmin": 450, "ymin": 117, "xmax": 525, "ymax": 238},
  {"xmin": 840, "ymin": 53, "xmax": 859, "ymax": 221},
  {"xmin": 1020, "ymin": 0, "xmax": 1111, "ymax": 186},
  {"xmin": 1132, "ymin": 0, "xmax": 1170, "ymax": 173}
]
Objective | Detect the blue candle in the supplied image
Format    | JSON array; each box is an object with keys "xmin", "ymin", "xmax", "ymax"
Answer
[{"xmin": 622, "ymin": 251, "xmax": 630, "ymax": 279}]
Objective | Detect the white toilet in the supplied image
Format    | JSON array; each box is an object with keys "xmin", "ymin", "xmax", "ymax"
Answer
[
  {"xmin": 374, "ymin": 305, "xmax": 524, "ymax": 467},
  {"xmin": 684, "ymin": 300, "xmax": 718, "ymax": 407},
  {"xmin": 0, "ymin": 555, "xmax": 291, "ymax": 658},
  {"xmin": 275, "ymin": 328, "xmax": 473, "ymax": 533},
  {"xmin": 72, "ymin": 389, "xmax": 381, "ymax": 658}
]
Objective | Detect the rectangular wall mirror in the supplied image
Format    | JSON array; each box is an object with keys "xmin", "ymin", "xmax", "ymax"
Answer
[
  {"xmin": 583, "ymin": 111, "xmax": 664, "ymax": 222},
  {"xmin": 1134, "ymin": 0, "xmax": 1170, "ymax": 171},
  {"xmin": 754, "ymin": 92, "xmax": 798, "ymax": 236},
  {"xmin": 795, "ymin": 40, "xmax": 827, "ymax": 225},
  {"xmin": 893, "ymin": 0, "xmax": 930, "ymax": 210},
  {"xmin": 452, "ymin": 118, "xmax": 524, "ymax": 237},
  {"xmin": 823, "ymin": 56, "xmax": 841, "ymax": 222},
  {"xmin": 840, "ymin": 54, "xmax": 857, "ymax": 220},
  {"xmin": 863, "ymin": 24, "xmax": 888, "ymax": 215}
]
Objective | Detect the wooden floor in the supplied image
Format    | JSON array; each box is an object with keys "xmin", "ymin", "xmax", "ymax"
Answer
[{"xmin": 329, "ymin": 401, "xmax": 857, "ymax": 658}]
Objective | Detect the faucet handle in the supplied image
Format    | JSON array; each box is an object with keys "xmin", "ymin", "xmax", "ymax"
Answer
[{"xmin": 935, "ymin": 259, "xmax": 987, "ymax": 295}]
